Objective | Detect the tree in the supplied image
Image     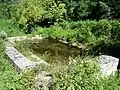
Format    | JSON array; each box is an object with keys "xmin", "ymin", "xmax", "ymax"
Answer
[
  {"xmin": 102, "ymin": 0, "xmax": 120, "ymax": 19},
  {"xmin": 0, "ymin": 0, "xmax": 20, "ymax": 19},
  {"xmin": 13, "ymin": 0, "xmax": 66, "ymax": 30},
  {"xmin": 59, "ymin": 0, "xmax": 110, "ymax": 21}
]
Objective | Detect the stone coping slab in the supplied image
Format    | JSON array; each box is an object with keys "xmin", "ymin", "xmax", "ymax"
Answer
[
  {"xmin": 5, "ymin": 35, "xmax": 47, "ymax": 72},
  {"xmin": 5, "ymin": 46, "xmax": 36, "ymax": 71},
  {"xmin": 8, "ymin": 35, "xmax": 43, "ymax": 42}
]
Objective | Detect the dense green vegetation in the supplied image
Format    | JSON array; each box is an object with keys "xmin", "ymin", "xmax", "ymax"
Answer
[
  {"xmin": 33, "ymin": 20, "xmax": 120, "ymax": 43},
  {"xmin": 50, "ymin": 57, "xmax": 120, "ymax": 90},
  {"xmin": 1, "ymin": 0, "xmax": 120, "ymax": 30},
  {"xmin": 1, "ymin": 0, "xmax": 120, "ymax": 90},
  {"xmin": 0, "ymin": 19, "xmax": 25, "ymax": 36},
  {"xmin": 0, "ymin": 41, "xmax": 24, "ymax": 89}
]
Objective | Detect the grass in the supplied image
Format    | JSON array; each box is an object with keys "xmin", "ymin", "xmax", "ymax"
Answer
[{"xmin": 0, "ymin": 19, "xmax": 25, "ymax": 37}]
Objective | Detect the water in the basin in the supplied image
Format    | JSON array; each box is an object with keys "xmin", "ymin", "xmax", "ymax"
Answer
[{"xmin": 20, "ymin": 39, "xmax": 81, "ymax": 65}]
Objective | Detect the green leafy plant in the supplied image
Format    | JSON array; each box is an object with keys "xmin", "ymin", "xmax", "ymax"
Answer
[
  {"xmin": 13, "ymin": 0, "xmax": 66, "ymax": 29},
  {"xmin": 0, "ymin": 19, "xmax": 25, "ymax": 37}
]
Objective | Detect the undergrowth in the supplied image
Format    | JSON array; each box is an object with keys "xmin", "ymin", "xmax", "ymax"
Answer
[
  {"xmin": 38, "ymin": 56, "xmax": 120, "ymax": 90},
  {"xmin": 0, "ymin": 42, "xmax": 24, "ymax": 90},
  {"xmin": 0, "ymin": 19, "xmax": 25, "ymax": 37}
]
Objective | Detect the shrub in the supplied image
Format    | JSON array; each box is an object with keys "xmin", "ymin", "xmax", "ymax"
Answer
[
  {"xmin": 13, "ymin": 0, "xmax": 66, "ymax": 29},
  {"xmin": 34, "ymin": 20, "xmax": 120, "ymax": 44}
]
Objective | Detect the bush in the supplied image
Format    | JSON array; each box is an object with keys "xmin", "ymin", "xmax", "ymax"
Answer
[
  {"xmin": 34, "ymin": 20, "xmax": 120, "ymax": 44},
  {"xmin": 13, "ymin": 0, "xmax": 66, "ymax": 29},
  {"xmin": 61, "ymin": 0, "xmax": 111, "ymax": 20}
]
